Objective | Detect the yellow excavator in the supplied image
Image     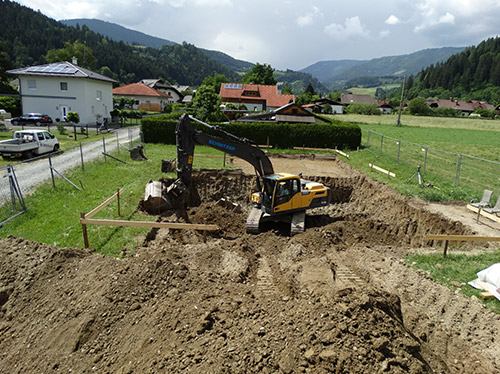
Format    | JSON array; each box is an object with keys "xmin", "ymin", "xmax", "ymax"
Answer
[{"xmin": 163, "ymin": 114, "xmax": 331, "ymax": 235}]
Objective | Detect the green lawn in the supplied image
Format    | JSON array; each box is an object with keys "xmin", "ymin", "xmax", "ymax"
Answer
[
  {"xmin": 0, "ymin": 144, "xmax": 231, "ymax": 256},
  {"xmin": 327, "ymin": 114, "xmax": 500, "ymax": 202},
  {"xmin": 0, "ymin": 127, "xmax": 114, "ymax": 168}
]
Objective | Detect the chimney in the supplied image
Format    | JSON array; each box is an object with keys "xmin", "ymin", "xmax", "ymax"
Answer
[{"xmin": 71, "ymin": 56, "xmax": 78, "ymax": 65}]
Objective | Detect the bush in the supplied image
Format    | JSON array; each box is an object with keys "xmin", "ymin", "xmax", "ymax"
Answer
[
  {"xmin": 57, "ymin": 122, "xmax": 67, "ymax": 135},
  {"xmin": 345, "ymin": 103, "xmax": 381, "ymax": 115},
  {"xmin": 66, "ymin": 112, "xmax": 80, "ymax": 124},
  {"xmin": 141, "ymin": 115, "xmax": 361, "ymax": 150}
]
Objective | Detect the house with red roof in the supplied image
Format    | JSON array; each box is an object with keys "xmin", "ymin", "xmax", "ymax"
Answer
[
  {"xmin": 112, "ymin": 83, "xmax": 172, "ymax": 112},
  {"xmin": 427, "ymin": 98, "xmax": 494, "ymax": 116},
  {"xmin": 219, "ymin": 83, "xmax": 295, "ymax": 112}
]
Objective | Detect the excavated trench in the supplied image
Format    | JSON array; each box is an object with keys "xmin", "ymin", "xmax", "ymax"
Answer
[{"xmin": 0, "ymin": 169, "xmax": 498, "ymax": 373}]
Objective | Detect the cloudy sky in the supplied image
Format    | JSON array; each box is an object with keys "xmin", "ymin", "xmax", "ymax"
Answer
[{"xmin": 15, "ymin": 0, "xmax": 500, "ymax": 70}]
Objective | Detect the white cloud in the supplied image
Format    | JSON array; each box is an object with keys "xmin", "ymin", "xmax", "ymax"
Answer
[
  {"xmin": 439, "ymin": 12, "xmax": 455, "ymax": 24},
  {"xmin": 324, "ymin": 16, "xmax": 370, "ymax": 40},
  {"xmin": 385, "ymin": 15, "xmax": 401, "ymax": 25},
  {"xmin": 209, "ymin": 31, "xmax": 266, "ymax": 63},
  {"xmin": 296, "ymin": 6, "xmax": 322, "ymax": 28},
  {"xmin": 296, "ymin": 14, "xmax": 313, "ymax": 27}
]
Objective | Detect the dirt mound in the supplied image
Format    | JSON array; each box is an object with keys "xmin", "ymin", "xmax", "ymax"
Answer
[{"xmin": 0, "ymin": 167, "xmax": 499, "ymax": 373}]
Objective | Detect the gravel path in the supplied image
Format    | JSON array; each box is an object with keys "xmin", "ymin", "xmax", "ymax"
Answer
[{"xmin": 3, "ymin": 127, "xmax": 141, "ymax": 196}]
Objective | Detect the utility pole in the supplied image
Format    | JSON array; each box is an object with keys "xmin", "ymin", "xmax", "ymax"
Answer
[{"xmin": 396, "ymin": 75, "xmax": 406, "ymax": 127}]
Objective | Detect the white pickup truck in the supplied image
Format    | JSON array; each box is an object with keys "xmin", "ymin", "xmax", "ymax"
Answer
[{"xmin": 0, "ymin": 129, "xmax": 59, "ymax": 160}]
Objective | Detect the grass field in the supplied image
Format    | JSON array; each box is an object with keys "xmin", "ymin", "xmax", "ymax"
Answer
[
  {"xmin": 346, "ymin": 84, "xmax": 400, "ymax": 97},
  {"xmin": 328, "ymin": 114, "xmax": 500, "ymax": 202},
  {"xmin": 0, "ymin": 144, "xmax": 230, "ymax": 256},
  {"xmin": 0, "ymin": 127, "xmax": 114, "ymax": 168}
]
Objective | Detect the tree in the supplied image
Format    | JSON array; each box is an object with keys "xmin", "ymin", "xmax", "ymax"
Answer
[
  {"xmin": 192, "ymin": 85, "xmax": 225, "ymax": 122},
  {"xmin": 281, "ymin": 83, "xmax": 293, "ymax": 95},
  {"xmin": 241, "ymin": 63, "xmax": 277, "ymax": 85},
  {"xmin": 202, "ymin": 73, "xmax": 229, "ymax": 94},
  {"xmin": 407, "ymin": 97, "xmax": 431, "ymax": 116},
  {"xmin": 46, "ymin": 40, "xmax": 98, "ymax": 70}
]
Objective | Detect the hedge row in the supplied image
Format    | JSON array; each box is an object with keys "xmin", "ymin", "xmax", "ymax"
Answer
[{"xmin": 141, "ymin": 114, "xmax": 361, "ymax": 150}]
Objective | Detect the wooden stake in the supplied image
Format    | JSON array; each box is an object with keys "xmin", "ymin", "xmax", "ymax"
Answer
[
  {"xmin": 443, "ymin": 240, "xmax": 449, "ymax": 258},
  {"xmin": 117, "ymin": 188, "xmax": 121, "ymax": 217},
  {"xmin": 81, "ymin": 212, "xmax": 89, "ymax": 248}
]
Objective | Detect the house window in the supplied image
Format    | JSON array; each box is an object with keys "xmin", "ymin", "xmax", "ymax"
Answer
[
  {"xmin": 60, "ymin": 82, "xmax": 68, "ymax": 91},
  {"xmin": 27, "ymin": 79, "xmax": 36, "ymax": 90},
  {"xmin": 96, "ymin": 90, "xmax": 102, "ymax": 101}
]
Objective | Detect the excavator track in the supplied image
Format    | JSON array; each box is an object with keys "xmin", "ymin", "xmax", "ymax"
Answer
[{"xmin": 246, "ymin": 206, "xmax": 263, "ymax": 234}]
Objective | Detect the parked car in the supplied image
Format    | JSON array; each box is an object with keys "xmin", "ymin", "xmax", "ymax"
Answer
[
  {"xmin": 11, "ymin": 113, "xmax": 53, "ymax": 126},
  {"xmin": 0, "ymin": 129, "xmax": 59, "ymax": 159}
]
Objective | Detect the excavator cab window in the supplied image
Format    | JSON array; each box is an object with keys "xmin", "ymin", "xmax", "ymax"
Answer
[{"xmin": 275, "ymin": 179, "xmax": 294, "ymax": 205}]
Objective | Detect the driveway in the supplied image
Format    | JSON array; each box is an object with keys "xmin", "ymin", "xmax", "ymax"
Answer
[{"xmin": 4, "ymin": 126, "xmax": 141, "ymax": 196}]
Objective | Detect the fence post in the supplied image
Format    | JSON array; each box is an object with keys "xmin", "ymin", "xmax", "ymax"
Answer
[
  {"xmin": 116, "ymin": 131, "xmax": 120, "ymax": 154},
  {"xmin": 48, "ymin": 156, "xmax": 55, "ymax": 189},
  {"xmin": 397, "ymin": 141, "xmax": 401, "ymax": 164},
  {"xmin": 73, "ymin": 125, "xmax": 77, "ymax": 141},
  {"xmin": 380, "ymin": 135, "xmax": 384, "ymax": 156},
  {"xmin": 81, "ymin": 212, "xmax": 89, "ymax": 248},
  {"xmin": 455, "ymin": 153, "xmax": 462, "ymax": 185},
  {"xmin": 423, "ymin": 146, "xmax": 428, "ymax": 172},
  {"xmin": 80, "ymin": 142, "xmax": 84, "ymax": 173},
  {"xmin": 117, "ymin": 188, "xmax": 121, "ymax": 217},
  {"xmin": 102, "ymin": 137, "xmax": 106, "ymax": 162}
]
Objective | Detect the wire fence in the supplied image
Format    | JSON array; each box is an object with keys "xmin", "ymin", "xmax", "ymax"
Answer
[
  {"xmin": 0, "ymin": 165, "xmax": 26, "ymax": 226},
  {"xmin": 0, "ymin": 128, "xmax": 142, "ymax": 224},
  {"xmin": 365, "ymin": 129, "xmax": 500, "ymax": 196}
]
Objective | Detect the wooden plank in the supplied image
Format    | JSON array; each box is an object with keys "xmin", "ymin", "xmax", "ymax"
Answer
[
  {"xmin": 86, "ymin": 188, "xmax": 124, "ymax": 218},
  {"xmin": 293, "ymin": 146, "xmax": 334, "ymax": 152},
  {"xmin": 424, "ymin": 234, "xmax": 500, "ymax": 242},
  {"xmin": 480, "ymin": 291, "xmax": 495, "ymax": 299},
  {"xmin": 369, "ymin": 163, "xmax": 396, "ymax": 178},
  {"xmin": 80, "ymin": 218, "xmax": 218, "ymax": 231},
  {"xmin": 334, "ymin": 149, "xmax": 349, "ymax": 158},
  {"xmin": 466, "ymin": 204, "xmax": 500, "ymax": 223}
]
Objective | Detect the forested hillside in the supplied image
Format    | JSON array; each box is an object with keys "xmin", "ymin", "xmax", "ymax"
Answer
[
  {"xmin": 0, "ymin": 0, "xmax": 239, "ymax": 85},
  {"xmin": 406, "ymin": 37, "xmax": 500, "ymax": 102}
]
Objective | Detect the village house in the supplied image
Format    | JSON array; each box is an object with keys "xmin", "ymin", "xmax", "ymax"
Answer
[
  {"xmin": 303, "ymin": 98, "xmax": 344, "ymax": 114},
  {"xmin": 219, "ymin": 83, "xmax": 295, "ymax": 112},
  {"xmin": 7, "ymin": 60, "xmax": 116, "ymax": 125},
  {"xmin": 427, "ymin": 98, "xmax": 494, "ymax": 116},
  {"xmin": 112, "ymin": 83, "xmax": 172, "ymax": 112},
  {"xmin": 140, "ymin": 79, "xmax": 184, "ymax": 103},
  {"xmin": 237, "ymin": 102, "xmax": 329, "ymax": 124}
]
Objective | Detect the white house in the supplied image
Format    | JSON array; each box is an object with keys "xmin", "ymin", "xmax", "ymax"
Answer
[
  {"xmin": 113, "ymin": 83, "xmax": 172, "ymax": 112},
  {"xmin": 7, "ymin": 61, "xmax": 116, "ymax": 125},
  {"xmin": 140, "ymin": 79, "xmax": 183, "ymax": 104}
]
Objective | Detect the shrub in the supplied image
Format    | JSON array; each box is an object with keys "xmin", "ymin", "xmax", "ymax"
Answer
[
  {"xmin": 141, "ymin": 115, "xmax": 361, "ymax": 150},
  {"xmin": 345, "ymin": 103, "xmax": 381, "ymax": 115},
  {"xmin": 66, "ymin": 112, "xmax": 80, "ymax": 124}
]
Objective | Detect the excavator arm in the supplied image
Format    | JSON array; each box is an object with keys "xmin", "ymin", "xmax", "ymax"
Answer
[{"xmin": 175, "ymin": 113, "xmax": 274, "ymax": 187}]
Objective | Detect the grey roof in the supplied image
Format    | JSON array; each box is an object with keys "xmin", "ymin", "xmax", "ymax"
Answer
[{"xmin": 7, "ymin": 61, "xmax": 117, "ymax": 83}]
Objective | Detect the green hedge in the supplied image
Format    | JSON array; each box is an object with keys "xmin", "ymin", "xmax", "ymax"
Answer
[{"xmin": 141, "ymin": 114, "xmax": 361, "ymax": 150}]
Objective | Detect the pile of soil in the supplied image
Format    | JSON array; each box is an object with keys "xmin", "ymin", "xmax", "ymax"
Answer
[{"xmin": 0, "ymin": 157, "xmax": 499, "ymax": 373}]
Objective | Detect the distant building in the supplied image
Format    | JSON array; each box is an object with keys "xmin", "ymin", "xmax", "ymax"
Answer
[
  {"xmin": 236, "ymin": 102, "xmax": 329, "ymax": 124},
  {"xmin": 427, "ymin": 98, "xmax": 494, "ymax": 116},
  {"xmin": 113, "ymin": 83, "xmax": 171, "ymax": 112},
  {"xmin": 7, "ymin": 61, "xmax": 116, "ymax": 125},
  {"xmin": 340, "ymin": 94, "xmax": 377, "ymax": 106},
  {"xmin": 220, "ymin": 83, "xmax": 295, "ymax": 112},
  {"xmin": 140, "ymin": 79, "xmax": 183, "ymax": 103}
]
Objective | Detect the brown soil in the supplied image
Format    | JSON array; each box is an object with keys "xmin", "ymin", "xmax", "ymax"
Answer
[{"xmin": 1, "ymin": 155, "xmax": 499, "ymax": 373}]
